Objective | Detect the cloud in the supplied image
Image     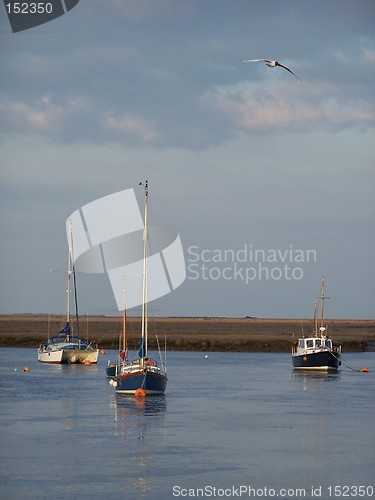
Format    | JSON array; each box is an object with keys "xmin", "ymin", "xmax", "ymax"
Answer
[
  {"xmin": 0, "ymin": 95, "xmax": 91, "ymax": 139},
  {"xmin": 0, "ymin": 96, "xmax": 66, "ymax": 135},
  {"xmin": 2, "ymin": 76, "xmax": 373, "ymax": 148},
  {"xmin": 332, "ymin": 37, "xmax": 375, "ymax": 64},
  {"xmin": 203, "ymin": 81, "xmax": 375, "ymax": 134},
  {"xmin": 103, "ymin": 114, "xmax": 161, "ymax": 143},
  {"xmin": 89, "ymin": 0, "xmax": 195, "ymax": 22},
  {"xmin": 0, "ymin": 94, "xmax": 161, "ymax": 145}
]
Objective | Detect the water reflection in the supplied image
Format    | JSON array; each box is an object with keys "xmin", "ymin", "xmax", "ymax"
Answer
[
  {"xmin": 110, "ymin": 394, "xmax": 167, "ymax": 496},
  {"xmin": 292, "ymin": 370, "xmax": 340, "ymax": 391},
  {"xmin": 292, "ymin": 371, "xmax": 341, "ymax": 381},
  {"xmin": 111, "ymin": 394, "xmax": 167, "ymax": 439},
  {"xmin": 115, "ymin": 394, "xmax": 167, "ymax": 415}
]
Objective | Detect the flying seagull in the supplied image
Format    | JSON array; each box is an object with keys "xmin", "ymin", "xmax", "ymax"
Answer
[{"xmin": 241, "ymin": 59, "xmax": 302, "ymax": 81}]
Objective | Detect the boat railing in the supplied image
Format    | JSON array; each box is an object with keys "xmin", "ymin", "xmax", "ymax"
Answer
[
  {"xmin": 85, "ymin": 340, "xmax": 98, "ymax": 350},
  {"xmin": 119, "ymin": 363, "xmax": 143, "ymax": 375},
  {"xmin": 333, "ymin": 343, "xmax": 342, "ymax": 354},
  {"xmin": 292, "ymin": 342, "xmax": 342, "ymax": 355},
  {"xmin": 118, "ymin": 358, "xmax": 166, "ymax": 377},
  {"xmin": 147, "ymin": 363, "xmax": 166, "ymax": 375}
]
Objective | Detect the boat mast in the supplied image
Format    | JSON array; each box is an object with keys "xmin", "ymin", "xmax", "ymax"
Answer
[
  {"xmin": 66, "ymin": 219, "xmax": 73, "ymax": 337},
  {"xmin": 140, "ymin": 180, "xmax": 149, "ymax": 359},
  {"xmin": 313, "ymin": 297, "xmax": 318, "ymax": 336},
  {"xmin": 122, "ymin": 280, "xmax": 127, "ymax": 354}
]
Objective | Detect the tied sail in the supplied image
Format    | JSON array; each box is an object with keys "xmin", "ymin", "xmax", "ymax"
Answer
[
  {"xmin": 59, "ymin": 322, "xmax": 71, "ymax": 335},
  {"xmin": 138, "ymin": 338, "xmax": 146, "ymax": 359}
]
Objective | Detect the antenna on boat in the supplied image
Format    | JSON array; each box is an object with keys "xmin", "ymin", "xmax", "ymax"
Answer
[
  {"xmin": 319, "ymin": 276, "xmax": 331, "ymax": 330},
  {"xmin": 321, "ymin": 276, "xmax": 325, "ymax": 329}
]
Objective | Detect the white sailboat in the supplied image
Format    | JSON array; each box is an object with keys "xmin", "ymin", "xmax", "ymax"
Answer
[{"xmin": 38, "ymin": 222, "xmax": 99, "ymax": 364}]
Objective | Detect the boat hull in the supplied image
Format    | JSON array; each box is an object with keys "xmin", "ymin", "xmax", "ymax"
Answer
[
  {"xmin": 61, "ymin": 348, "xmax": 99, "ymax": 364},
  {"xmin": 292, "ymin": 351, "xmax": 341, "ymax": 371},
  {"xmin": 106, "ymin": 363, "xmax": 122, "ymax": 377},
  {"xmin": 38, "ymin": 346, "xmax": 99, "ymax": 364},
  {"xmin": 37, "ymin": 349, "xmax": 63, "ymax": 364},
  {"xmin": 115, "ymin": 369, "xmax": 167, "ymax": 395}
]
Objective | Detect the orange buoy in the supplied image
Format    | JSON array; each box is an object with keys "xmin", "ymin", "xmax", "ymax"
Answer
[
  {"xmin": 361, "ymin": 367, "xmax": 369, "ymax": 373},
  {"xmin": 83, "ymin": 360, "xmax": 91, "ymax": 365},
  {"xmin": 135, "ymin": 388, "xmax": 146, "ymax": 398},
  {"xmin": 23, "ymin": 366, "xmax": 30, "ymax": 372},
  {"xmin": 100, "ymin": 349, "xmax": 106, "ymax": 355}
]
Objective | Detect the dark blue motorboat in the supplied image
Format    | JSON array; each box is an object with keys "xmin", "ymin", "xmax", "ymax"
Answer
[{"xmin": 292, "ymin": 277, "xmax": 341, "ymax": 371}]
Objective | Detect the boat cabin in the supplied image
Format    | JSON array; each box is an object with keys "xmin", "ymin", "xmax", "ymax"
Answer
[{"xmin": 298, "ymin": 338, "xmax": 332, "ymax": 350}]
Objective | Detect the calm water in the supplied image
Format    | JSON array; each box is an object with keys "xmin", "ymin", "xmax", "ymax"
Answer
[{"xmin": 0, "ymin": 349, "xmax": 374, "ymax": 500}]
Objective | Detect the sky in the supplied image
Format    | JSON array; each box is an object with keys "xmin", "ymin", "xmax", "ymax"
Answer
[{"xmin": 1, "ymin": 0, "xmax": 374, "ymax": 319}]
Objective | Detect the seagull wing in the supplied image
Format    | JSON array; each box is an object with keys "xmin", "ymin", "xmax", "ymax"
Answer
[
  {"xmin": 276, "ymin": 62, "xmax": 302, "ymax": 81},
  {"xmin": 241, "ymin": 58, "xmax": 266, "ymax": 63}
]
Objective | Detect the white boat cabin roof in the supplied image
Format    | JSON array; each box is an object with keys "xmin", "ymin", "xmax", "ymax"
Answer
[{"xmin": 298, "ymin": 337, "xmax": 332, "ymax": 349}]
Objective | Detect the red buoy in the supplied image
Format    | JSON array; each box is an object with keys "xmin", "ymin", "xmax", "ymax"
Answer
[{"xmin": 361, "ymin": 367, "xmax": 369, "ymax": 373}]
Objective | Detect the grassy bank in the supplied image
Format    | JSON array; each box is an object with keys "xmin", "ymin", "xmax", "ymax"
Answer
[{"xmin": 0, "ymin": 316, "xmax": 374, "ymax": 352}]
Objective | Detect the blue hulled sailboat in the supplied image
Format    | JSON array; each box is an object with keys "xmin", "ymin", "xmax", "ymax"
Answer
[{"xmin": 110, "ymin": 181, "xmax": 167, "ymax": 395}]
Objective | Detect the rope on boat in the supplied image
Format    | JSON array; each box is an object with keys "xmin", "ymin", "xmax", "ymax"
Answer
[
  {"xmin": 140, "ymin": 372, "xmax": 147, "ymax": 389},
  {"xmin": 155, "ymin": 335, "xmax": 165, "ymax": 372},
  {"xmin": 331, "ymin": 351, "xmax": 369, "ymax": 373}
]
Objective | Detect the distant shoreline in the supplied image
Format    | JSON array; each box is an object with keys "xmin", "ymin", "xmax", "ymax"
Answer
[{"xmin": 0, "ymin": 316, "xmax": 374, "ymax": 352}]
